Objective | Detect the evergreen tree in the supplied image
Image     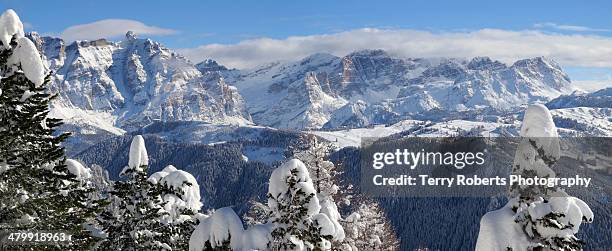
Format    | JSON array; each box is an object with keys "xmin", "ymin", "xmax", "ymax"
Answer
[
  {"xmin": 150, "ymin": 165, "xmax": 201, "ymax": 250},
  {"xmin": 97, "ymin": 135, "xmax": 188, "ymax": 250},
  {"xmin": 188, "ymin": 207, "xmax": 243, "ymax": 251},
  {"xmin": 0, "ymin": 10, "xmax": 102, "ymax": 250},
  {"xmin": 267, "ymin": 159, "xmax": 333, "ymax": 250},
  {"xmin": 287, "ymin": 135, "xmax": 347, "ymax": 245},
  {"xmin": 509, "ymin": 105, "xmax": 592, "ymax": 250},
  {"xmin": 476, "ymin": 105, "xmax": 593, "ymax": 251}
]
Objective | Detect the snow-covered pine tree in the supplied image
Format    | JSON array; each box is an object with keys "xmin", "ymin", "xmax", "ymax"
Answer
[
  {"xmin": 88, "ymin": 164, "xmax": 113, "ymax": 202},
  {"xmin": 476, "ymin": 104, "xmax": 593, "ymax": 251},
  {"xmin": 267, "ymin": 159, "xmax": 336, "ymax": 250},
  {"xmin": 189, "ymin": 207, "xmax": 244, "ymax": 251},
  {"xmin": 286, "ymin": 135, "xmax": 347, "ymax": 245},
  {"xmin": 97, "ymin": 135, "xmax": 185, "ymax": 250},
  {"xmin": 149, "ymin": 165, "xmax": 202, "ymax": 250},
  {"xmin": 341, "ymin": 199, "xmax": 399, "ymax": 251},
  {"xmin": 510, "ymin": 105, "xmax": 593, "ymax": 250},
  {"xmin": 0, "ymin": 9, "xmax": 102, "ymax": 250}
]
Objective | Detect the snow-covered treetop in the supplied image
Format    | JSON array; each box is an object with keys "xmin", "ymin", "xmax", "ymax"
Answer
[
  {"xmin": 0, "ymin": 9, "xmax": 46, "ymax": 86},
  {"xmin": 149, "ymin": 165, "xmax": 203, "ymax": 213},
  {"xmin": 0, "ymin": 9, "xmax": 23, "ymax": 48},
  {"xmin": 512, "ymin": 104, "xmax": 560, "ymax": 194},
  {"xmin": 516, "ymin": 104, "xmax": 560, "ymax": 172},
  {"xmin": 189, "ymin": 207, "xmax": 246, "ymax": 251},
  {"xmin": 126, "ymin": 135, "xmax": 148, "ymax": 172},
  {"xmin": 7, "ymin": 37, "xmax": 46, "ymax": 86},
  {"xmin": 268, "ymin": 159, "xmax": 321, "ymax": 217},
  {"xmin": 149, "ymin": 164, "xmax": 178, "ymax": 182},
  {"xmin": 520, "ymin": 104, "xmax": 558, "ymax": 138}
]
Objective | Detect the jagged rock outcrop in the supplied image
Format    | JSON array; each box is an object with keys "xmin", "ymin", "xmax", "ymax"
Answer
[{"xmin": 27, "ymin": 31, "xmax": 252, "ymax": 133}]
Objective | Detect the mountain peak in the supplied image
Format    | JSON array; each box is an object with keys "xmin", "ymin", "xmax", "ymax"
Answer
[
  {"xmin": 512, "ymin": 56, "xmax": 560, "ymax": 70},
  {"xmin": 29, "ymin": 33, "xmax": 252, "ymax": 132},
  {"xmin": 347, "ymin": 49, "xmax": 389, "ymax": 58},
  {"xmin": 195, "ymin": 59, "xmax": 229, "ymax": 73},
  {"xmin": 300, "ymin": 53, "xmax": 338, "ymax": 64},
  {"xmin": 467, "ymin": 56, "xmax": 506, "ymax": 70},
  {"xmin": 125, "ymin": 31, "xmax": 137, "ymax": 41}
]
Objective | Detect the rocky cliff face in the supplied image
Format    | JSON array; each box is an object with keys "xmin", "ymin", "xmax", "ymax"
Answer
[{"xmin": 27, "ymin": 32, "xmax": 252, "ymax": 133}]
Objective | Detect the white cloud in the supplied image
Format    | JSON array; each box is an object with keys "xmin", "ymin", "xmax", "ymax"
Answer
[
  {"xmin": 176, "ymin": 28, "xmax": 612, "ymax": 70},
  {"xmin": 534, "ymin": 22, "xmax": 610, "ymax": 32},
  {"xmin": 61, "ymin": 19, "xmax": 177, "ymax": 42}
]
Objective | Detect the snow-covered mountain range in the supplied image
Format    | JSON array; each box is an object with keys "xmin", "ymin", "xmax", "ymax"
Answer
[
  {"xmin": 27, "ymin": 32, "xmax": 609, "ymax": 140},
  {"xmin": 223, "ymin": 50, "xmax": 576, "ymax": 129},
  {"xmin": 27, "ymin": 31, "xmax": 251, "ymax": 134}
]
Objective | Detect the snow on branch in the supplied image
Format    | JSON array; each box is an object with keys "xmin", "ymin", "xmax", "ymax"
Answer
[
  {"xmin": 149, "ymin": 165, "xmax": 203, "ymax": 218},
  {"xmin": 0, "ymin": 9, "xmax": 24, "ymax": 48},
  {"xmin": 126, "ymin": 135, "xmax": 148, "ymax": 172},
  {"xmin": 1, "ymin": 9, "xmax": 46, "ymax": 86}
]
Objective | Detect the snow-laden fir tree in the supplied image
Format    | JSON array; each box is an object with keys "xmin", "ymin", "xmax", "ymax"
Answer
[
  {"xmin": 294, "ymin": 134, "xmax": 401, "ymax": 251},
  {"xmin": 244, "ymin": 200, "xmax": 272, "ymax": 225},
  {"xmin": 0, "ymin": 9, "xmax": 102, "ymax": 250},
  {"xmin": 189, "ymin": 207, "xmax": 243, "ymax": 250},
  {"xmin": 97, "ymin": 135, "xmax": 197, "ymax": 250},
  {"xmin": 149, "ymin": 164, "xmax": 203, "ymax": 250},
  {"xmin": 189, "ymin": 159, "xmax": 347, "ymax": 250},
  {"xmin": 476, "ymin": 104, "xmax": 593, "ymax": 251},
  {"xmin": 341, "ymin": 199, "xmax": 399, "ymax": 251},
  {"xmin": 287, "ymin": 134, "xmax": 401, "ymax": 250},
  {"xmin": 286, "ymin": 135, "xmax": 346, "ymax": 244},
  {"xmin": 267, "ymin": 159, "xmax": 337, "ymax": 250}
]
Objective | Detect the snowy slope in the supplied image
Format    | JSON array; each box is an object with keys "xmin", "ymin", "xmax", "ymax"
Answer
[
  {"xmin": 228, "ymin": 53, "xmax": 344, "ymax": 129},
  {"xmin": 546, "ymin": 87, "xmax": 611, "ymax": 109},
  {"xmin": 311, "ymin": 119, "xmax": 520, "ymax": 148},
  {"xmin": 314, "ymin": 111, "xmax": 610, "ymax": 149},
  {"xmin": 551, "ymin": 107, "xmax": 612, "ymax": 136}
]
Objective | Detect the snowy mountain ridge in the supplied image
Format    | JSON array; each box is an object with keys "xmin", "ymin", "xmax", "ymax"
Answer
[
  {"xmin": 546, "ymin": 87, "xmax": 612, "ymax": 109},
  {"xmin": 27, "ymin": 31, "xmax": 252, "ymax": 135},
  {"xmin": 223, "ymin": 50, "xmax": 577, "ymax": 129},
  {"xmin": 27, "ymin": 33, "xmax": 590, "ymax": 134}
]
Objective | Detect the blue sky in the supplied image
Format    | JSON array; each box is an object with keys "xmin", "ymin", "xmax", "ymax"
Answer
[{"xmin": 2, "ymin": 0, "xmax": 612, "ymax": 90}]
